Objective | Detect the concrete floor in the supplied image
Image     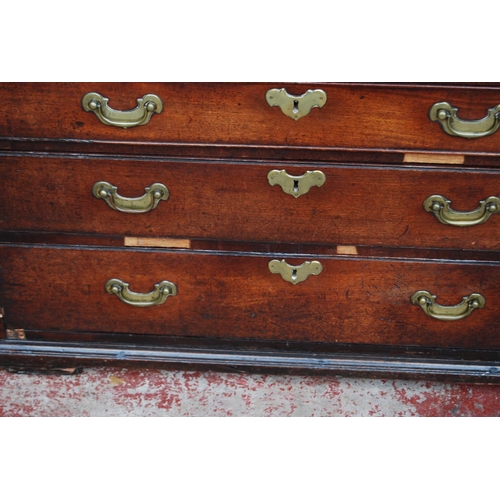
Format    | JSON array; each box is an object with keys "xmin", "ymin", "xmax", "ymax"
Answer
[{"xmin": 2, "ymin": 367, "xmax": 500, "ymax": 416}]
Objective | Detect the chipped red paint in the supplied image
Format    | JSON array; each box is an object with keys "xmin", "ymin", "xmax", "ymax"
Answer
[
  {"xmin": 390, "ymin": 381, "xmax": 500, "ymax": 417},
  {"xmin": 1, "ymin": 367, "xmax": 500, "ymax": 416}
]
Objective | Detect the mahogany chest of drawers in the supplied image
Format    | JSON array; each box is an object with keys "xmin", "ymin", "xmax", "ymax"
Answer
[{"xmin": 1, "ymin": 82, "xmax": 500, "ymax": 381}]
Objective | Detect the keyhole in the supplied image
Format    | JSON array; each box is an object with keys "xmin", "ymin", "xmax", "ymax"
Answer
[
  {"xmin": 293, "ymin": 100, "xmax": 299, "ymax": 114},
  {"xmin": 291, "ymin": 269, "xmax": 298, "ymax": 281},
  {"xmin": 293, "ymin": 179, "xmax": 300, "ymax": 194}
]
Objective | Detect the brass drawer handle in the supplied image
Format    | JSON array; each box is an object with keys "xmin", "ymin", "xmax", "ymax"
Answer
[
  {"xmin": 105, "ymin": 278, "xmax": 177, "ymax": 307},
  {"xmin": 93, "ymin": 181, "xmax": 169, "ymax": 213},
  {"xmin": 429, "ymin": 101, "xmax": 500, "ymax": 138},
  {"xmin": 268, "ymin": 169, "xmax": 326, "ymax": 198},
  {"xmin": 411, "ymin": 290, "xmax": 485, "ymax": 321},
  {"xmin": 423, "ymin": 194, "xmax": 500, "ymax": 226},
  {"xmin": 82, "ymin": 92, "xmax": 163, "ymax": 128},
  {"xmin": 266, "ymin": 88, "xmax": 327, "ymax": 121},
  {"xmin": 269, "ymin": 259, "xmax": 323, "ymax": 285}
]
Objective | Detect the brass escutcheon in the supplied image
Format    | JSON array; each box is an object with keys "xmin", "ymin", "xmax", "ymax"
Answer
[
  {"xmin": 423, "ymin": 194, "xmax": 500, "ymax": 226},
  {"xmin": 266, "ymin": 88, "xmax": 327, "ymax": 120},
  {"xmin": 411, "ymin": 290, "xmax": 485, "ymax": 321},
  {"xmin": 105, "ymin": 278, "xmax": 177, "ymax": 307},
  {"xmin": 267, "ymin": 169, "xmax": 326, "ymax": 198},
  {"xmin": 429, "ymin": 101, "xmax": 500, "ymax": 139},
  {"xmin": 93, "ymin": 181, "xmax": 169, "ymax": 213},
  {"xmin": 268, "ymin": 259, "xmax": 323, "ymax": 285},
  {"xmin": 82, "ymin": 92, "xmax": 163, "ymax": 128}
]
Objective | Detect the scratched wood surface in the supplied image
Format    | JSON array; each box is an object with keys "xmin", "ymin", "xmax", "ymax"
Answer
[
  {"xmin": 2, "ymin": 154, "xmax": 500, "ymax": 250},
  {"xmin": 1, "ymin": 83, "xmax": 500, "ymax": 154},
  {"xmin": 1, "ymin": 244, "xmax": 500, "ymax": 350},
  {"xmin": 2, "ymin": 83, "xmax": 500, "ymax": 380}
]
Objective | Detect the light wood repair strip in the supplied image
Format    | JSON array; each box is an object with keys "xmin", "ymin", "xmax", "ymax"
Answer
[
  {"xmin": 124, "ymin": 237, "xmax": 191, "ymax": 249},
  {"xmin": 6, "ymin": 329, "xmax": 26, "ymax": 340},
  {"xmin": 404, "ymin": 153, "xmax": 465, "ymax": 165},
  {"xmin": 337, "ymin": 245, "xmax": 358, "ymax": 255}
]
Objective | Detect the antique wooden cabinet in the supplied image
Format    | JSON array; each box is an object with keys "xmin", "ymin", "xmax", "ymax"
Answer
[{"xmin": 1, "ymin": 82, "xmax": 500, "ymax": 381}]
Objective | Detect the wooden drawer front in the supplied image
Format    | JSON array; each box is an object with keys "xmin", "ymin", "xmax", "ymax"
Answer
[
  {"xmin": 1, "ymin": 83, "xmax": 500, "ymax": 153},
  {"xmin": 1, "ymin": 245, "xmax": 500, "ymax": 350},
  {"xmin": 2, "ymin": 155, "xmax": 500, "ymax": 250}
]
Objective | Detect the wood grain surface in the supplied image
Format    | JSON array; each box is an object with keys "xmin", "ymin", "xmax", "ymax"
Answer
[
  {"xmin": 2, "ymin": 83, "xmax": 500, "ymax": 380},
  {"xmin": 1, "ymin": 244, "xmax": 500, "ymax": 349},
  {"xmin": 1, "ymin": 83, "xmax": 500, "ymax": 154},
  {"xmin": 2, "ymin": 154, "xmax": 500, "ymax": 250}
]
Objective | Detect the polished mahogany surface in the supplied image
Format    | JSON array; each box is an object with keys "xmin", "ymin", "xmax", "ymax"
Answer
[{"xmin": 1, "ymin": 83, "xmax": 500, "ymax": 381}]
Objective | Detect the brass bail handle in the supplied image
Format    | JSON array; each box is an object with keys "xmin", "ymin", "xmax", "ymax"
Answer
[
  {"xmin": 429, "ymin": 101, "xmax": 500, "ymax": 139},
  {"xmin": 266, "ymin": 88, "xmax": 327, "ymax": 120},
  {"xmin": 105, "ymin": 278, "xmax": 177, "ymax": 307},
  {"xmin": 82, "ymin": 92, "xmax": 163, "ymax": 128},
  {"xmin": 93, "ymin": 181, "xmax": 169, "ymax": 213},
  {"xmin": 411, "ymin": 290, "xmax": 485, "ymax": 321},
  {"xmin": 268, "ymin": 259, "xmax": 323, "ymax": 285},
  {"xmin": 268, "ymin": 169, "xmax": 326, "ymax": 198},
  {"xmin": 423, "ymin": 194, "xmax": 500, "ymax": 226}
]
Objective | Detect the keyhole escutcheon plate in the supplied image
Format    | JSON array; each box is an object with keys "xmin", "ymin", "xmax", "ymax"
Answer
[
  {"xmin": 269, "ymin": 259, "xmax": 323, "ymax": 285},
  {"xmin": 268, "ymin": 169, "xmax": 326, "ymax": 198},
  {"xmin": 266, "ymin": 88, "xmax": 327, "ymax": 120}
]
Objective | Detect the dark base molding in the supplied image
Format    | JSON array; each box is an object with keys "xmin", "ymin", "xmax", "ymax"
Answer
[{"xmin": 1, "ymin": 340, "xmax": 500, "ymax": 383}]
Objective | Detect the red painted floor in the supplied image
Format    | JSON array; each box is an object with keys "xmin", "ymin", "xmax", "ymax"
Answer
[{"xmin": 2, "ymin": 367, "xmax": 500, "ymax": 416}]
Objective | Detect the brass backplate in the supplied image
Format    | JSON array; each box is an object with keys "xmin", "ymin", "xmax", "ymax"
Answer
[
  {"xmin": 105, "ymin": 279, "xmax": 177, "ymax": 307},
  {"xmin": 423, "ymin": 194, "xmax": 500, "ymax": 226},
  {"xmin": 268, "ymin": 259, "xmax": 323, "ymax": 285},
  {"xmin": 429, "ymin": 101, "xmax": 500, "ymax": 139},
  {"xmin": 268, "ymin": 169, "xmax": 326, "ymax": 198},
  {"xmin": 93, "ymin": 181, "xmax": 169, "ymax": 213},
  {"xmin": 266, "ymin": 88, "xmax": 327, "ymax": 120},
  {"xmin": 82, "ymin": 92, "xmax": 163, "ymax": 128},
  {"xmin": 411, "ymin": 290, "xmax": 485, "ymax": 321}
]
